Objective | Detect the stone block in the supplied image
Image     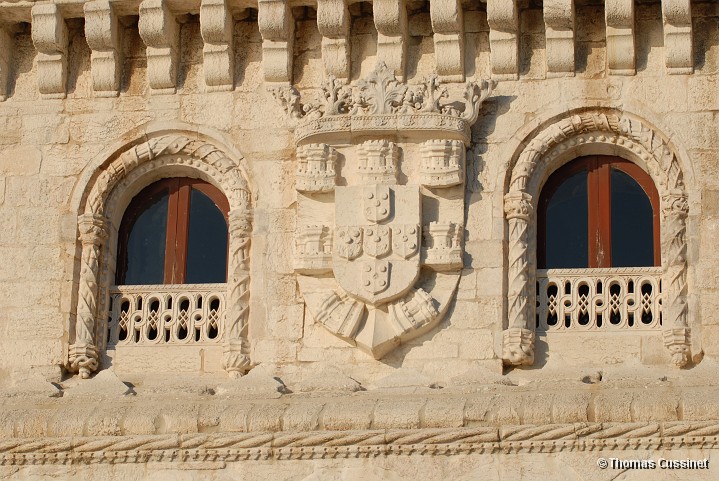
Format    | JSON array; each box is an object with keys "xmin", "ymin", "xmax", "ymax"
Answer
[
  {"xmin": 373, "ymin": 398, "xmax": 424, "ymax": 429},
  {"xmin": 0, "ymin": 145, "xmax": 41, "ymax": 175},
  {"xmin": 322, "ymin": 399, "xmax": 375, "ymax": 430}
]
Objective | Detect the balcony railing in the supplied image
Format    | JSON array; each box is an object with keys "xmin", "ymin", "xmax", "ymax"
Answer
[
  {"xmin": 536, "ymin": 268, "xmax": 663, "ymax": 331},
  {"xmin": 108, "ymin": 284, "xmax": 226, "ymax": 346}
]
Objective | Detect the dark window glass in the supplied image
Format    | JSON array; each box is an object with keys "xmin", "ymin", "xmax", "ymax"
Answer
[
  {"xmin": 117, "ymin": 178, "xmax": 229, "ymax": 285},
  {"xmin": 186, "ymin": 189, "xmax": 228, "ymax": 283},
  {"xmin": 610, "ymin": 168, "xmax": 654, "ymax": 267},
  {"xmin": 544, "ymin": 170, "xmax": 589, "ymax": 269},
  {"xmin": 538, "ymin": 156, "xmax": 659, "ymax": 269},
  {"xmin": 123, "ymin": 191, "xmax": 168, "ymax": 285}
]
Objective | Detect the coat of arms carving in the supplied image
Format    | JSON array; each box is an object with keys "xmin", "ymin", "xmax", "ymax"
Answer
[{"xmin": 287, "ymin": 63, "xmax": 494, "ymax": 358}]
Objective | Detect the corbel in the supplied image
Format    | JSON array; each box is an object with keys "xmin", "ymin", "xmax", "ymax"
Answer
[
  {"xmin": 84, "ymin": 0, "xmax": 122, "ymax": 97},
  {"xmin": 0, "ymin": 28, "xmax": 11, "ymax": 101},
  {"xmin": 429, "ymin": 0, "xmax": 464, "ymax": 81},
  {"xmin": 317, "ymin": 0, "xmax": 350, "ymax": 81},
  {"xmin": 200, "ymin": 0, "xmax": 234, "ymax": 90},
  {"xmin": 31, "ymin": 4, "xmax": 68, "ymax": 98},
  {"xmin": 543, "ymin": 0, "xmax": 575, "ymax": 77},
  {"xmin": 662, "ymin": 0, "xmax": 693, "ymax": 74},
  {"xmin": 138, "ymin": 0, "xmax": 180, "ymax": 93},
  {"xmin": 258, "ymin": 0, "xmax": 294, "ymax": 83},
  {"xmin": 486, "ymin": 0, "xmax": 518, "ymax": 80},
  {"xmin": 373, "ymin": 0, "xmax": 407, "ymax": 79},
  {"xmin": 605, "ymin": 0, "xmax": 635, "ymax": 75}
]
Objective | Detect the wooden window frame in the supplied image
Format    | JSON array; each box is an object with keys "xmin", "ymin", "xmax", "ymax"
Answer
[
  {"xmin": 538, "ymin": 155, "xmax": 660, "ymax": 269},
  {"xmin": 116, "ymin": 178, "xmax": 229, "ymax": 285}
]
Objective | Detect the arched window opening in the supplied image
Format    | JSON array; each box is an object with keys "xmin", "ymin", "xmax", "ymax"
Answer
[
  {"xmin": 535, "ymin": 156, "xmax": 663, "ymax": 332},
  {"xmin": 116, "ymin": 178, "xmax": 229, "ymax": 285},
  {"xmin": 538, "ymin": 156, "xmax": 660, "ymax": 269}
]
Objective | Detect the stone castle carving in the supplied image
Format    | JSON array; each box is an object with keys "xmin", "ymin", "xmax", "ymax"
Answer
[{"xmin": 285, "ymin": 63, "xmax": 493, "ymax": 358}]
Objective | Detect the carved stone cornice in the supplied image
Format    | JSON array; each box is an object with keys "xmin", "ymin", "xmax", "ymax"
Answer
[{"xmin": 275, "ymin": 62, "xmax": 494, "ymax": 145}]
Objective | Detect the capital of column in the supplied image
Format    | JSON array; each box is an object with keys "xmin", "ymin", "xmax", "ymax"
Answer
[
  {"xmin": 661, "ymin": 190, "xmax": 689, "ymax": 218},
  {"xmin": 504, "ymin": 191, "xmax": 533, "ymax": 221},
  {"xmin": 78, "ymin": 213, "xmax": 109, "ymax": 245}
]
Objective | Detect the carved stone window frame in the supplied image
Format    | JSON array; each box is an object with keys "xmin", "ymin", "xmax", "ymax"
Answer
[
  {"xmin": 502, "ymin": 112, "xmax": 691, "ymax": 368},
  {"xmin": 68, "ymin": 131, "xmax": 253, "ymax": 379}
]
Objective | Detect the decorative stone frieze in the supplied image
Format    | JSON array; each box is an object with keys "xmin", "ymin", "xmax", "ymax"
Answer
[
  {"xmin": 296, "ymin": 143, "xmax": 337, "ymax": 193},
  {"xmin": 662, "ymin": 0, "xmax": 693, "ymax": 74},
  {"xmin": 258, "ymin": 0, "xmax": 294, "ymax": 83},
  {"xmin": 289, "ymin": 64, "xmax": 493, "ymax": 359},
  {"xmin": 0, "ymin": 28, "xmax": 11, "ymax": 101},
  {"xmin": 373, "ymin": 0, "xmax": 408, "ymax": 79},
  {"xmin": 503, "ymin": 111, "xmax": 691, "ymax": 367},
  {"xmin": 605, "ymin": 0, "xmax": 635, "ymax": 75},
  {"xmin": 543, "ymin": 0, "xmax": 575, "ymax": 77},
  {"xmin": 84, "ymin": 0, "xmax": 122, "ymax": 97},
  {"xmin": 31, "ymin": 4, "xmax": 68, "ymax": 98},
  {"xmin": 138, "ymin": 0, "xmax": 180, "ymax": 93},
  {"xmin": 486, "ymin": 0, "xmax": 519, "ymax": 80},
  {"xmin": 420, "ymin": 139, "xmax": 465, "ymax": 188},
  {"xmin": 317, "ymin": 0, "xmax": 350, "ymax": 81},
  {"xmin": 200, "ymin": 0, "xmax": 234, "ymax": 90},
  {"xmin": 429, "ymin": 0, "xmax": 464, "ymax": 82}
]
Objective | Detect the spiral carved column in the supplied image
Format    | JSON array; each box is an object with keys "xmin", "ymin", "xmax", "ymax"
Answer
[
  {"xmin": 69, "ymin": 213, "xmax": 108, "ymax": 379},
  {"xmin": 661, "ymin": 191, "xmax": 691, "ymax": 367},
  {"xmin": 502, "ymin": 191, "xmax": 535, "ymax": 366},
  {"xmin": 223, "ymin": 209, "xmax": 253, "ymax": 378}
]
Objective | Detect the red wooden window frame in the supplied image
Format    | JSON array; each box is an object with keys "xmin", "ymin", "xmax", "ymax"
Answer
[
  {"xmin": 538, "ymin": 156, "xmax": 660, "ymax": 269},
  {"xmin": 116, "ymin": 178, "xmax": 230, "ymax": 285}
]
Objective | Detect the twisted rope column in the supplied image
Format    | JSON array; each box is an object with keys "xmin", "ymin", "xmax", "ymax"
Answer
[
  {"xmin": 661, "ymin": 191, "xmax": 691, "ymax": 367},
  {"xmin": 223, "ymin": 209, "xmax": 252, "ymax": 377},
  {"xmin": 502, "ymin": 191, "xmax": 535, "ymax": 366},
  {"xmin": 68, "ymin": 213, "xmax": 108, "ymax": 379}
]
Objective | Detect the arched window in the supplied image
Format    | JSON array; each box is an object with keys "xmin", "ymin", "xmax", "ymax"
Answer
[
  {"xmin": 116, "ymin": 178, "xmax": 229, "ymax": 285},
  {"xmin": 538, "ymin": 156, "xmax": 660, "ymax": 269}
]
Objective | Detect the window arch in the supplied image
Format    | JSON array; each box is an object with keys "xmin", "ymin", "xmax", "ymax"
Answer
[
  {"xmin": 538, "ymin": 156, "xmax": 660, "ymax": 269},
  {"xmin": 116, "ymin": 178, "xmax": 230, "ymax": 285}
]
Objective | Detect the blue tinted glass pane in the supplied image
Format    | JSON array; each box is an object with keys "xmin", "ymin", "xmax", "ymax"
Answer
[
  {"xmin": 545, "ymin": 170, "xmax": 588, "ymax": 268},
  {"xmin": 124, "ymin": 193, "xmax": 168, "ymax": 285},
  {"xmin": 185, "ymin": 189, "xmax": 228, "ymax": 283},
  {"xmin": 611, "ymin": 169, "xmax": 654, "ymax": 267}
]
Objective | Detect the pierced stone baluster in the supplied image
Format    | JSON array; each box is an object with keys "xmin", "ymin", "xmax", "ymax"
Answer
[
  {"xmin": 502, "ymin": 191, "xmax": 535, "ymax": 366},
  {"xmin": 661, "ymin": 191, "xmax": 691, "ymax": 367},
  {"xmin": 69, "ymin": 214, "xmax": 109, "ymax": 379},
  {"xmin": 223, "ymin": 209, "xmax": 252, "ymax": 378}
]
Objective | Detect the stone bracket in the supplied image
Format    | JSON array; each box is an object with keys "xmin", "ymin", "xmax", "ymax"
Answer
[
  {"xmin": 486, "ymin": 0, "xmax": 519, "ymax": 80},
  {"xmin": 373, "ymin": 0, "xmax": 408, "ymax": 79},
  {"xmin": 605, "ymin": 0, "xmax": 635, "ymax": 75},
  {"xmin": 139, "ymin": 0, "xmax": 179, "ymax": 94},
  {"xmin": 31, "ymin": 4, "xmax": 68, "ymax": 99},
  {"xmin": 663, "ymin": 327, "xmax": 691, "ymax": 368},
  {"xmin": 317, "ymin": 0, "xmax": 350, "ymax": 81},
  {"xmin": 499, "ymin": 327, "xmax": 535, "ymax": 367},
  {"xmin": 0, "ymin": 28, "xmax": 11, "ymax": 101},
  {"xmin": 200, "ymin": 0, "xmax": 234, "ymax": 91},
  {"xmin": 430, "ymin": 0, "xmax": 464, "ymax": 82},
  {"xmin": 84, "ymin": 0, "xmax": 122, "ymax": 97},
  {"xmin": 258, "ymin": 0, "xmax": 294, "ymax": 83},
  {"xmin": 543, "ymin": 0, "xmax": 575, "ymax": 77},
  {"xmin": 662, "ymin": 0, "xmax": 693, "ymax": 74}
]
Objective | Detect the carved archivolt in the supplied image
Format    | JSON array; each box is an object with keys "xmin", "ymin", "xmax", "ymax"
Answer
[
  {"xmin": 503, "ymin": 112, "xmax": 690, "ymax": 367},
  {"xmin": 70, "ymin": 133, "xmax": 252, "ymax": 378}
]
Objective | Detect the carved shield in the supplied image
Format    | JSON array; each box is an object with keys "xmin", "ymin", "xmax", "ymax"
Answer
[
  {"xmin": 363, "ymin": 225, "xmax": 391, "ymax": 258},
  {"xmin": 335, "ymin": 226, "xmax": 363, "ymax": 260},
  {"xmin": 334, "ymin": 185, "xmax": 421, "ymax": 306},
  {"xmin": 363, "ymin": 185, "xmax": 391, "ymax": 223},
  {"xmin": 392, "ymin": 225, "xmax": 420, "ymax": 259},
  {"xmin": 361, "ymin": 260, "xmax": 390, "ymax": 294}
]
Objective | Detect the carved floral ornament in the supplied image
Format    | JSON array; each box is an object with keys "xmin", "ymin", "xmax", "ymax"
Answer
[
  {"xmin": 502, "ymin": 112, "xmax": 692, "ymax": 368},
  {"xmin": 70, "ymin": 134, "xmax": 253, "ymax": 379},
  {"xmin": 285, "ymin": 64, "xmax": 495, "ymax": 358}
]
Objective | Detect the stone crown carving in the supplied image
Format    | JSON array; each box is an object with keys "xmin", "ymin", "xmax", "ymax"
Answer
[{"xmin": 272, "ymin": 62, "xmax": 495, "ymax": 144}]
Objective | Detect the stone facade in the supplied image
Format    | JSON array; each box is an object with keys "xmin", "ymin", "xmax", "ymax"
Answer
[{"xmin": 1, "ymin": 0, "xmax": 719, "ymax": 479}]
